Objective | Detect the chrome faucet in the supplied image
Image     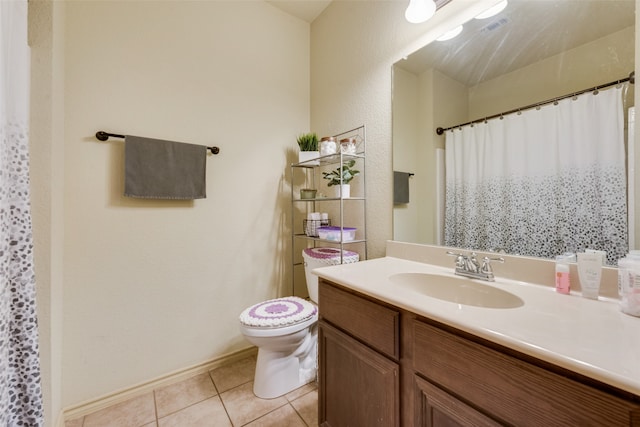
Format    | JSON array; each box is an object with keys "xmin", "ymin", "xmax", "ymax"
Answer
[{"xmin": 446, "ymin": 251, "xmax": 504, "ymax": 282}]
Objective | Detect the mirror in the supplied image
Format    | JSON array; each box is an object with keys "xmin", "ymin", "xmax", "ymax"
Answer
[{"xmin": 392, "ymin": 0, "xmax": 635, "ymax": 264}]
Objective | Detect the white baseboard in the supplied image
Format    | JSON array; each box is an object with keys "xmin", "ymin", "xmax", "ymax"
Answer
[{"xmin": 62, "ymin": 346, "xmax": 257, "ymax": 422}]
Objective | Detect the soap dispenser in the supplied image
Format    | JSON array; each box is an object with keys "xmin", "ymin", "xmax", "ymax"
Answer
[{"xmin": 555, "ymin": 253, "xmax": 575, "ymax": 294}]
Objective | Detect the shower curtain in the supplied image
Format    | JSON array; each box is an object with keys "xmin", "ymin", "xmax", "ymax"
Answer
[
  {"xmin": 0, "ymin": 1, "xmax": 44, "ymax": 425},
  {"xmin": 444, "ymin": 85, "xmax": 628, "ymax": 265}
]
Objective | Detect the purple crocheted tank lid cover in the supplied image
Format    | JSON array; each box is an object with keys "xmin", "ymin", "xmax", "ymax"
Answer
[
  {"xmin": 239, "ymin": 296, "xmax": 317, "ymax": 328},
  {"xmin": 302, "ymin": 247, "xmax": 359, "ymax": 263}
]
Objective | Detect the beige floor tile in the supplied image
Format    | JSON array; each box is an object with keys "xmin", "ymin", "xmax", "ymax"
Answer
[
  {"xmin": 220, "ymin": 382, "xmax": 287, "ymax": 426},
  {"xmin": 157, "ymin": 396, "xmax": 231, "ymax": 427},
  {"xmin": 83, "ymin": 393, "xmax": 156, "ymax": 427},
  {"xmin": 290, "ymin": 389, "xmax": 318, "ymax": 427},
  {"xmin": 209, "ymin": 355, "xmax": 256, "ymax": 393},
  {"xmin": 244, "ymin": 404, "xmax": 306, "ymax": 427},
  {"xmin": 155, "ymin": 372, "xmax": 217, "ymax": 418},
  {"xmin": 65, "ymin": 417, "xmax": 84, "ymax": 427},
  {"xmin": 66, "ymin": 355, "xmax": 318, "ymax": 427},
  {"xmin": 285, "ymin": 381, "xmax": 317, "ymax": 402}
]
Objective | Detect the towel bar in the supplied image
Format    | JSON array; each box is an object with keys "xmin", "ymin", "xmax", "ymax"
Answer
[{"xmin": 96, "ymin": 131, "xmax": 220, "ymax": 155}]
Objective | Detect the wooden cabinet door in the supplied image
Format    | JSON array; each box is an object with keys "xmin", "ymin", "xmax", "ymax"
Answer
[
  {"xmin": 413, "ymin": 319, "xmax": 640, "ymax": 426},
  {"xmin": 415, "ymin": 375, "xmax": 502, "ymax": 427},
  {"xmin": 319, "ymin": 320, "xmax": 399, "ymax": 427}
]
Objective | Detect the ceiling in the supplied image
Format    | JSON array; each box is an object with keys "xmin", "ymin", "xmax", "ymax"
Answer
[
  {"xmin": 266, "ymin": 0, "xmax": 333, "ymax": 22},
  {"xmin": 266, "ymin": 0, "xmax": 451, "ymax": 23},
  {"xmin": 396, "ymin": 0, "xmax": 635, "ymax": 86},
  {"xmin": 266, "ymin": 0, "xmax": 635, "ymax": 86}
]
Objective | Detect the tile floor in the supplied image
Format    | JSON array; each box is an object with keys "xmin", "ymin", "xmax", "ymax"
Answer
[{"xmin": 65, "ymin": 355, "xmax": 318, "ymax": 427}]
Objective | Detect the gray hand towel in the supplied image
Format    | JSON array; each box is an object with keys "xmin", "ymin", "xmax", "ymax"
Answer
[
  {"xmin": 394, "ymin": 171, "xmax": 411, "ymax": 204},
  {"xmin": 124, "ymin": 135, "xmax": 207, "ymax": 199}
]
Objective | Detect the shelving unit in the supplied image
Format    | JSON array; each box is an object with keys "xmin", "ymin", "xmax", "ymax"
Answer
[{"xmin": 290, "ymin": 125, "xmax": 367, "ymax": 297}]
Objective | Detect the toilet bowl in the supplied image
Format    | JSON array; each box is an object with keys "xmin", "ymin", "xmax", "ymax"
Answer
[
  {"xmin": 239, "ymin": 297, "xmax": 318, "ymax": 399},
  {"xmin": 238, "ymin": 247, "xmax": 359, "ymax": 399}
]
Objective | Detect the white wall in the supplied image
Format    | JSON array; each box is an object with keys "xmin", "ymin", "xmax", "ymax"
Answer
[{"xmin": 59, "ymin": 0, "xmax": 309, "ymax": 407}]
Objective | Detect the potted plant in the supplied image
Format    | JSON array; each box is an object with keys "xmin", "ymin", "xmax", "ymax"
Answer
[
  {"xmin": 297, "ymin": 132, "xmax": 319, "ymax": 165},
  {"xmin": 322, "ymin": 159, "xmax": 360, "ymax": 198}
]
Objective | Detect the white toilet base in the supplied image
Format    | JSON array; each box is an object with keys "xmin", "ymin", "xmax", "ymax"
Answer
[{"xmin": 252, "ymin": 325, "xmax": 317, "ymax": 399}]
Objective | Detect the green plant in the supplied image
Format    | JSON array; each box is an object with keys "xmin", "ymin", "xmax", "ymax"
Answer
[
  {"xmin": 322, "ymin": 160, "xmax": 360, "ymax": 186},
  {"xmin": 296, "ymin": 132, "xmax": 319, "ymax": 151}
]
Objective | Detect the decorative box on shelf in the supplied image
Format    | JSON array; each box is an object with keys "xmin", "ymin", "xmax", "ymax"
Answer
[{"xmin": 317, "ymin": 226, "xmax": 356, "ymax": 242}]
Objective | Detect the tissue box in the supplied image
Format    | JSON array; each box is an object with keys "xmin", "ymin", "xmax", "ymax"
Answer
[{"xmin": 317, "ymin": 226, "xmax": 356, "ymax": 241}]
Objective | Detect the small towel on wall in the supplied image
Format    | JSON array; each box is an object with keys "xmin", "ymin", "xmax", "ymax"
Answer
[
  {"xmin": 394, "ymin": 171, "xmax": 412, "ymax": 204},
  {"xmin": 124, "ymin": 135, "xmax": 207, "ymax": 199}
]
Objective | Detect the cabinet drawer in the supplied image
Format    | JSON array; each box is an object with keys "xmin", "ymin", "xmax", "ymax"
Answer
[
  {"xmin": 319, "ymin": 279, "xmax": 399, "ymax": 359},
  {"xmin": 413, "ymin": 319, "xmax": 640, "ymax": 426}
]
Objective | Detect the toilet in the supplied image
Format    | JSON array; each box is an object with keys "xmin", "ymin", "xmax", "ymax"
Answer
[{"xmin": 239, "ymin": 247, "xmax": 359, "ymax": 399}]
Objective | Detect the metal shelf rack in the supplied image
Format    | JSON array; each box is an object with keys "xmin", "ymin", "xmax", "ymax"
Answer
[{"xmin": 290, "ymin": 125, "xmax": 367, "ymax": 296}]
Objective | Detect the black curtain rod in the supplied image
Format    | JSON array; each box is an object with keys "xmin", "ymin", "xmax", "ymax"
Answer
[
  {"xmin": 436, "ymin": 71, "xmax": 635, "ymax": 135},
  {"xmin": 95, "ymin": 131, "xmax": 220, "ymax": 155}
]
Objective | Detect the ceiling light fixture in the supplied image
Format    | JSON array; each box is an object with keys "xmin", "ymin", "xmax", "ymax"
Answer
[
  {"xmin": 475, "ymin": 0, "xmax": 508, "ymax": 19},
  {"xmin": 436, "ymin": 25, "xmax": 463, "ymax": 41},
  {"xmin": 405, "ymin": 0, "xmax": 436, "ymax": 24}
]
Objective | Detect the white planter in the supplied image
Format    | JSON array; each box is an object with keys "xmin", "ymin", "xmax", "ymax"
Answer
[
  {"xmin": 298, "ymin": 151, "xmax": 320, "ymax": 165},
  {"xmin": 334, "ymin": 184, "xmax": 350, "ymax": 198}
]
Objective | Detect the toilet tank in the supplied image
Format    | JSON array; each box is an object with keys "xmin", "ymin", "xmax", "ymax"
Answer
[{"xmin": 302, "ymin": 248, "xmax": 359, "ymax": 302}]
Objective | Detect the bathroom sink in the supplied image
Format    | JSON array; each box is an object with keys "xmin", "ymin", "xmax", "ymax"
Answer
[{"xmin": 389, "ymin": 272, "xmax": 524, "ymax": 309}]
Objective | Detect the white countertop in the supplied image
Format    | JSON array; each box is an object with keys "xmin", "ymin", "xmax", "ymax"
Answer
[{"xmin": 313, "ymin": 256, "xmax": 640, "ymax": 396}]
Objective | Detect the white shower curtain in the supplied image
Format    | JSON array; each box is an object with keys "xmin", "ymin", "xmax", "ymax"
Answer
[
  {"xmin": 445, "ymin": 85, "xmax": 628, "ymax": 265},
  {"xmin": 0, "ymin": 1, "xmax": 44, "ymax": 425}
]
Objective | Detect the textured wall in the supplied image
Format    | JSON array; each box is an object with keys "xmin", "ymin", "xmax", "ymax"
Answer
[{"xmin": 310, "ymin": 0, "xmax": 498, "ymax": 259}]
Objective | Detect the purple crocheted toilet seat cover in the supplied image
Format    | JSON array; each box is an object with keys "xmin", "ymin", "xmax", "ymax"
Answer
[
  {"xmin": 302, "ymin": 247, "xmax": 359, "ymax": 264},
  {"xmin": 239, "ymin": 296, "xmax": 317, "ymax": 328}
]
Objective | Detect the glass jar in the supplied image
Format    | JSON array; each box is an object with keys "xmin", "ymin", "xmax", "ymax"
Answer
[
  {"xmin": 340, "ymin": 137, "xmax": 357, "ymax": 154},
  {"xmin": 320, "ymin": 136, "xmax": 337, "ymax": 156}
]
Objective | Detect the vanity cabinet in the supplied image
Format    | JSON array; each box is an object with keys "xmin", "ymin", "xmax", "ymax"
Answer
[{"xmin": 318, "ymin": 278, "xmax": 640, "ymax": 427}]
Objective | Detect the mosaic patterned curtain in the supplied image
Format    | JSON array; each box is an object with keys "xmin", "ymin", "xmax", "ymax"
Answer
[
  {"xmin": 0, "ymin": 1, "xmax": 44, "ymax": 424},
  {"xmin": 444, "ymin": 85, "xmax": 628, "ymax": 266}
]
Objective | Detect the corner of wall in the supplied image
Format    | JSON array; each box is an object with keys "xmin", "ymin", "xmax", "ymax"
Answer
[{"xmin": 28, "ymin": 0, "xmax": 66, "ymax": 424}]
